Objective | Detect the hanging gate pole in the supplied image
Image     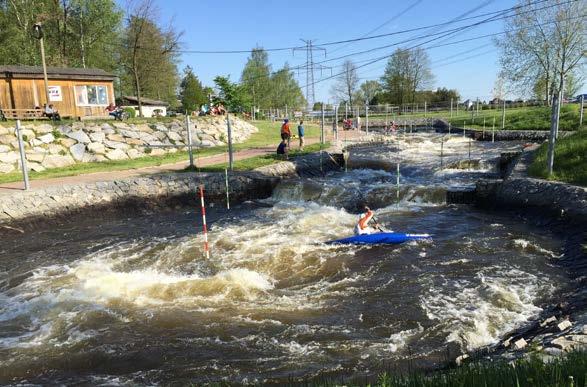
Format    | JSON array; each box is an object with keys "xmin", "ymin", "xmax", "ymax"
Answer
[{"xmin": 199, "ymin": 185, "xmax": 210, "ymax": 259}]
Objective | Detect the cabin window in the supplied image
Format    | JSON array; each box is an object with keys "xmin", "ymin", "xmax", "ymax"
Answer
[{"xmin": 74, "ymin": 85, "xmax": 109, "ymax": 106}]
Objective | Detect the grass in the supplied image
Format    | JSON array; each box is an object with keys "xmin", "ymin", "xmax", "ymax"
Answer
[
  {"xmin": 0, "ymin": 119, "xmax": 322, "ymax": 184},
  {"xmin": 191, "ymin": 142, "xmax": 330, "ymax": 172},
  {"xmin": 528, "ymin": 129, "xmax": 587, "ymax": 186},
  {"xmin": 446, "ymin": 105, "xmax": 583, "ymax": 132}
]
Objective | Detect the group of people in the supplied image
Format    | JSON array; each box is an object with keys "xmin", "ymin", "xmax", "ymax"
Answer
[
  {"xmin": 276, "ymin": 118, "xmax": 305, "ymax": 160},
  {"xmin": 198, "ymin": 103, "xmax": 226, "ymax": 116},
  {"xmin": 35, "ymin": 104, "xmax": 61, "ymax": 121}
]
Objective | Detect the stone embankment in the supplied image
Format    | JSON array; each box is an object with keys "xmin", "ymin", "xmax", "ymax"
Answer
[
  {"xmin": 0, "ymin": 152, "xmax": 342, "ymax": 225},
  {"xmin": 0, "ymin": 115, "xmax": 257, "ymax": 174}
]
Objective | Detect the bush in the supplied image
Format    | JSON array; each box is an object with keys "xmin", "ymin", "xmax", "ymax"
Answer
[
  {"xmin": 52, "ymin": 129, "xmax": 62, "ymax": 139},
  {"xmin": 124, "ymin": 107, "xmax": 136, "ymax": 118}
]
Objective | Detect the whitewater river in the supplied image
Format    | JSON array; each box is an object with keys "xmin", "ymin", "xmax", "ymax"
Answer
[{"xmin": 0, "ymin": 134, "xmax": 568, "ymax": 384}]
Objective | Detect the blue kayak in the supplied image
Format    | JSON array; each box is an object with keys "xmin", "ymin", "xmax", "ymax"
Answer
[{"xmin": 327, "ymin": 232, "xmax": 432, "ymax": 245}]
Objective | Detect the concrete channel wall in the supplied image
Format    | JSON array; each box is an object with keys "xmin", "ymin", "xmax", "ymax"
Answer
[{"xmin": 0, "ymin": 152, "xmax": 343, "ymax": 225}]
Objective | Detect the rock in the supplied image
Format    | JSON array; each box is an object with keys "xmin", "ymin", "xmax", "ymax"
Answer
[
  {"xmin": 126, "ymin": 148, "xmax": 143, "ymax": 159},
  {"xmin": 455, "ymin": 354, "xmax": 469, "ymax": 366},
  {"xmin": 104, "ymin": 148, "xmax": 128, "ymax": 160},
  {"xmin": 0, "ymin": 126, "xmax": 10, "ymax": 135},
  {"xmin": 69, "ymin": 143, "xmax": 86, "ymax": 161},
  {"xmin": 37, "ymin": 133, "xmax": 55, "ymax": 144},
  {"xmin": 104, "ymin": 140, "xmax": 129, "ymax": 150},
  {"xmin": 26, "ymin": 152, "xmax": 46, "ymax": 163},
  {"xmin": 28, "ymin": 162, "xmax": 45, "ymax": 172},
  {"xmin": 59, "ymin": 138, "xmax": 76, "ymax": 148},
  {"xmin": 47, "ymin": 144, "xmax": 66, "ymax": 155},
  {"xmin": 544, "ymin": 347, "xmax": 563, "ymax": 356},
  {"xmin": 149, "ymin": 148, "xmax": 165, "ymax": 156},
  {"xmin": 107, "ymin": 134, "xmax": 125, "ymax": 142},
  {"xmin": 166, "ymin": 131, "xmax": 182, "ymax": 141},
  {"xmin": 568, "ymin": 335, "xmax": 587, "ymax": 344},
  {"xmin": 89, "ymin": 132, "xmax": 106, "ymax": 143},
  {"xmin": 0, "ymin": 135, "xmax": 13, "ymax": 145},
  {"xmin": 0, "ymin": 152, "xmax": 19, "ymax": 164},
  {"xmin": 42, "ymin": 154, "xmax": 75, "ymax": 168},
  {"xmin": 120, "ymin": 129, "xmax": 141, "ymax": 139},
  {"xmin": 551, "ymin": 337, "xmax": 578, "ymax": 351},
  {"xmin": 0, "ymin": 163, "xmax": 15, "ymax": 173},
  {"xmin": 66, "ymin": 130, "xmax": 91, "ymax": 144},
  {"xmin": 540, "ymin": 316, "xmax": 557, "ymax": 327},
  {"xmin": 200, "ymin": 140, "xmax": 215, "ymax": 147},
  {"xmin": 514, "ymin": 338, "xmax": 527, "ymax": 350},
  {"xmin": 81, "ymin": 153, "xmax": 106, "ymax": 163},
  {"xmin": 20, "ymin": 129, "xmax": 35, "ymax": 139},
  {"xmin": 103, "ymin": 127, "xmax": 115, "ymax": 135},
  {"xmin": 0, "ymin": 145, "xmax": 11, "ymax": 153},
  {"xmin": 30, "ymin": 139, "xmax": 44, "ymax": 147},
  {"xmin": 582, "ymin": 325, "xmax": 587, "ymax": 335},
  {"xmin": 34, "ymin": 124, "xmax": 53, "ymax": 134},
  {"xmin": 125, "ymin": 138, "xmax": 144, "ymax": 146},
  {"xmin": 86, "ymin": 125, "xmax": 103, "ymax": 133},
  {"xmin": 557, "ymin": 320, "xmax": 572, "ymax": 332},
  {"xmin": 87, "ymin": 142, "xmax": 106, "ymax": 154}
]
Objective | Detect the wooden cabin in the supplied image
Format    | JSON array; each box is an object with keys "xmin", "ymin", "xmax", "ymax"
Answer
[{"xmin": 0, "ymin": 65, "xmax": 116, "ymax": 119}]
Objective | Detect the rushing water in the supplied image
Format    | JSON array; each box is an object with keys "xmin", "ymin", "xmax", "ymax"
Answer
[{"xmin": 0, "ymin": 134, "xmax": 568, "ymax": 385}]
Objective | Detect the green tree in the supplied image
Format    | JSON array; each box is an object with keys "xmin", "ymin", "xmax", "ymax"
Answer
[
  {"xmin": 354, "ymin": 80, "xmax": 382, "ymax": 105},
  {"xmin": 268, "ymin": 64, "xmax": 306, "ymax": 109},
  {"xmin": 179, "ymin": 66, "xmax": 206, "ymax": 113},
  {"xmin": 213, "ymin": 75, "xmax": 249, "ymax": 112},
  {"xmin": 381, "ymin": 48, "xmax": 434, "ymax": 105},
  {"xmin": 241, "ymin": 47, "xmax": 271, "ymax": 108}
]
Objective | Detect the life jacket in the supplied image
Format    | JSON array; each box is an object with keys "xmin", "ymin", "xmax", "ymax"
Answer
[
  {"xmin": 357, "ymin": 210, "xmax": 373, "ymax": 230},
  {"xmin": 281, "ymin": 122, "xmax": 290, "ymax": 135}
]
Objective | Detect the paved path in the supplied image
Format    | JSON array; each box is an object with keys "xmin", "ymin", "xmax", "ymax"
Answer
[{"xmin": 0, "ymin": 129, "xmax": 365, "ymax": 195}]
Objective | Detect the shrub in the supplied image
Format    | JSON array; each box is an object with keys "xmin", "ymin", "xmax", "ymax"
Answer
[
  {"xmin": 124, "ymin": 107, "xmax": 136, "ymax": 118},
  {"xmin": 144, "ymin": 147, "xmax": 152, "ymax": 154},
  {"xmin": 52, "ymin": 129, "xmax": 62, "ymax": 139}
]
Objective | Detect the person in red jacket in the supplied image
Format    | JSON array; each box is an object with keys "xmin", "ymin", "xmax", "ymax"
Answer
[
  {"xmin": 281, "ymin": 118, "xmax": 291, "ymax": 146},
  {"xmin": 354, "ymin": 206, "xmax": 381, "ymax": 235}
]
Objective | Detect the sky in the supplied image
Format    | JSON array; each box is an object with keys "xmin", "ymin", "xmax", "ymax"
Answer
[{"xmin": 127, "ymin": 0, "xmax": 526, "ymax": 104}]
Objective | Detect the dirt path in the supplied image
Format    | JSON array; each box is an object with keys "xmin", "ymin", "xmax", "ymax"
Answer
[{"xmin": 0, "ymin": 129, "xmax": 365, "ymax": 195}]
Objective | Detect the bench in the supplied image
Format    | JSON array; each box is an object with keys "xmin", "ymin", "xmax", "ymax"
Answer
[{"xmin": 0, "ymin": 108, "xmax": 49, "ymax": 121}]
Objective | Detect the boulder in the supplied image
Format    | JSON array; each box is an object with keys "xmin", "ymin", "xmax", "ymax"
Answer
[
  {"xmin": 66, "ymin": 130, "xmax": 91, "ymax": 144},
  {"xmin": 105, "ymin": 148, "xmax": 128, "ymax": 160},
  {"xmin": 557, "ymin": 320, "xmax": 572, "ymax": 332},
  {"xmin": 120, "ymin": 129, "xmax": 141, "ymax": 139},
  {"xmin": 82, "ymin": 153, "xmax": 107, "ymax": 163},
  {"xmin": 28, "ymin": 162, "xmax": 45, "ymax": 172},
  {"xmin": 86, "ymin": 125, "xmax": 103, "ymax": 133},
  {"xmin": 0, "ymin": 145, "xmax": 11, "ymax": 153},
  {"xmin": 125, "ymin": 138, "xmax": 144, "ymax": 146},
  {"xmin": 513, "ymin": 338, "xmax": 527, "ymax": 350},
  {"xmin": 127, "ymin": 148, "xmax": 143, "ymax": 159},
  {"xmin": 42, "ymin": 154, "xmax": 75, "ymax": 168},
  {"xmin": 0, "ymin": 163, "xmax": 15, "ymax": 173},
  {"xmin": 0, "ymin": 135, "xmax": 13, "ymax": 145},
  {"xmin": 26, "ymin": 152, "xmax": 46, "ymax": 163},
  {"xmin": 166, "ymin": 131, "xmax": 182, "ymax": 141},
  {"xmin": 200, "ymin": 140, "xmax": 216, "ymax": 147},
  {"xmin": 47, "ymin": 144, "xmax": 66, "ymax": 155},
  {"xmin": 0, "ymin": 152, "xmax": 19, "ymax": 164},
  {"xmin": 59, "ymin": 138, "xmax": 76, "ymax": 148},
  {"xmin": 0, "ymin": 126, "xmax": 10, "ymax": 135},
  {"xmin": 37, "ymin": 133, "xmax": 55, "ymax": 144},
  {"xmin": 149, "ymin": 148, "xmax": 165, "ymax": 156},
  {"xmin": 21, "ymin": 129, "xmax": 36, "ymax": 139},
  {"xmin": 69, "ymin": 143, "xmax": 86, "ymax": 161},
  {"xmin": 102, "ymin": 127, "xmax": 115, "ymax": 134},
  {"xmin": 90, "ymin": 132, "xmax": 106, "ymax": 143},
  {"xmin": 153, "ymin": 131, "xmax": 167, "ymax": 141},
  {"xmin": 87, "ymin": 142, "xmax": 106, "ymax": 154},
  {"xmin": 107, "ymin": 134, "xmax": 125, "ymax": 142},
  {"xmin": 34, "ymin": 124, "xmax": 54, "ymax": 134},
  {"xmin": 101, "ymin": 123, "xmax": 113, "ymax": 131},
  {"xmin": 104, "ymin": 140, "xmax": 129, "ymax": 150}
]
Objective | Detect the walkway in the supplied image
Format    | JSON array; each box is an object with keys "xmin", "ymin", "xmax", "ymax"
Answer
[{"xmin": 0, "ymin": 129, "xmax": 366, "ymax": 195}]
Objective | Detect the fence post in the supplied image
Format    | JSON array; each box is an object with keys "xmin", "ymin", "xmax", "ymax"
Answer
[
  {"xmin": 15, "ymin": 120, "xmax": 29, "ymax": 190},
  {"xmin": 198, "ymin": 185, "xmax": 210, "ymax": 259},
  {"xmin": 580, "ymin": 95, "xmax": 584, "ymax": 127},
  {"xmin": 547, "ymin": 93, "xmax": 560, "ymax": 175},
  {"xmin": 226, "ymin": 112, "xmax": 234, "ymax": 170},
  {"xmin": 186, "ymin": 115, "xmax": 194, "ymax": 168},
  {"xmin": 501, "ymin": 100, "xmax": 506, "ymax": 129}
]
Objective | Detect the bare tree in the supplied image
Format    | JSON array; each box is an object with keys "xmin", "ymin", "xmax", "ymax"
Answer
[
  {"xmin": 121, "ymin": 0, "xmax": 181, "ymax": 116},
  {"xmin": 496, "ymin": 0, "xmax": 585, "ymax": 103},
  {"xmin": 331, "ymin": 60, "xmax": 359, "ymax": 108}
]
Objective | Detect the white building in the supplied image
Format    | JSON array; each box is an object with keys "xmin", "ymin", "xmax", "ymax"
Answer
[{"xmin": 122, "ymin": 96, "xmax": 168, "ymax": 118}]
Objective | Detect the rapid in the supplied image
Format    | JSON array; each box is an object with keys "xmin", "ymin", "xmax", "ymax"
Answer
[{"xmin": 0, "ymin": 133, "xmax": 569, "ymax": 384}]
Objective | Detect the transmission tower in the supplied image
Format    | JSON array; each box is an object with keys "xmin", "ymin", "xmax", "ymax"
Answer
[{"xmin": 294, "ymin": 39, "xmax": 331, "ymax": 109}]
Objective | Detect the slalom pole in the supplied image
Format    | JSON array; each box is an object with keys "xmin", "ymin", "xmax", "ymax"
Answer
[
  {"xmin": 440, "ymin": 136, "xmax": 444, "ymax": 169},
  {"xmin": 492, "ymin": 117, "xmax": 496, "ymax": 143},
  {"xmin": 463, "ymin": 120, "xmax": 466, "ymax": 138},
  {"xmin": 224, "ymin": 168, "xmax": 230, "ymax": 210},
  {"xmin": 396, "ymin": 162, "xmax": 400, "ymax": 210},
  {"xmin": 468, "ymin": 138, "xmax": 471, "ymax": 163},
  {"xmin": 199, "ymin": 185, "xmax": 210, "ymax": 259}
]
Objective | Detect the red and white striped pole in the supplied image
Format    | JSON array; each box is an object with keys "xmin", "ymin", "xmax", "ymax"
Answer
[{"xmin": 199, "ymin": 185, "xmax": 210, "ymax": 259}]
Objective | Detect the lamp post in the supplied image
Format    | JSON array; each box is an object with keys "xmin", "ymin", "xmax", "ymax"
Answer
[{"xmin": 33, "ymin": 23, "xmax": 50, "ymax": 105}]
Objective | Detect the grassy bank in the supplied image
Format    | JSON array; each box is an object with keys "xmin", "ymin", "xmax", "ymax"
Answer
[
  {"xmin": 528, "ymin": 129, "xmax": 587, "ymax": 186},
  {"xmin": 307, "ymin": 351, "xmax": 586, "ymax": 387},
  {"xmin": 0, "ymin": 120, "xmax": 321, "ymax": 184},
  {"xmin": 447, "ymin": 105, "xmax": 583, "ymax": 131},
  {"xmin": 195, "ymin": 142, "xmax": 330, "ymax": 172}
]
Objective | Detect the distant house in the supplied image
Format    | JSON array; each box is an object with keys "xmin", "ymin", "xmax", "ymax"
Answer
[
  {"xmin": 122, "ymin": 96, "xmax": 168, "ymax": 118},
  {"xmin": 0, "ymin": 65, "xmax": 116, "ymax": 118}
]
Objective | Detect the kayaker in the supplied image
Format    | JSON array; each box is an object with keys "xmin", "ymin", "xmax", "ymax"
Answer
[
  {"xmin": 281, "ymin": 118, "xmax": 291, "ymax": 147},
  {"xmin": 354, "ymin": 206, "xmax": 380, "ymax": 235}
]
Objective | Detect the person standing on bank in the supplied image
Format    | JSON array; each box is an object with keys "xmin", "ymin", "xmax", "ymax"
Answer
[
  {"xmin": 281, "ymin": 118, "xmax": 291, "ymax": 147},
  {"xmin": 297, "ymin": 120, "xmax": 305, "ymax": 150}
]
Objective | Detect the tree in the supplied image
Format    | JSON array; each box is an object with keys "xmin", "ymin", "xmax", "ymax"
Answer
[
  {"xmin": 354, "ymin": 80, "xmax": 382, "ymax": 105},
  {"xmin": 331, "ymin": 60, "xmax": 359, "ymax": 108},
  {"xmin": 496, "ymin": 0, "xmax": 585, "ymax": 103},
  {"xmin": 213, "ymin": 76, "xmax": 249, "ymax": 112},
  {"xmin": 180, "ymin": 66, "xmax": 206, "ymax": 113},
  {"xmin": 381, "ymin": 48, "xmax": 434, "ymax": 105},
  {"xmin": 119, "ymin": 0, "xmax": 181, "ymax": 116},
  {"xmin": 240, "ymin": 47, "xmax": 272, "ymax": 108},
  {"xmin": 268, "ymin": 64, "xmax": 306, "ymax": 109}
]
